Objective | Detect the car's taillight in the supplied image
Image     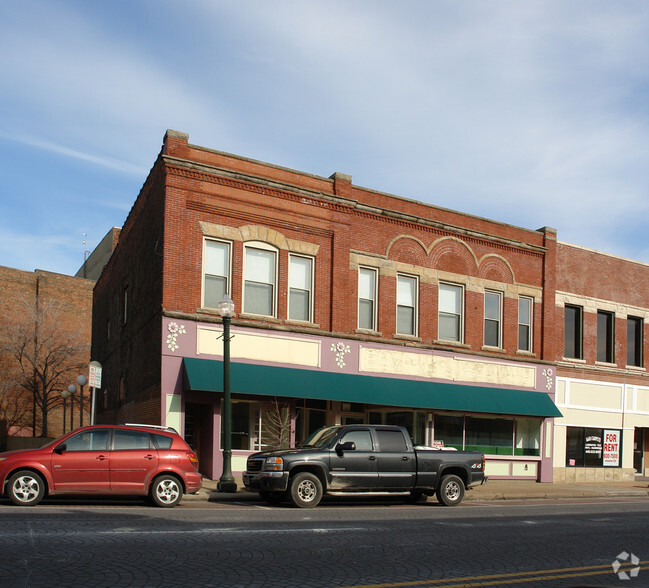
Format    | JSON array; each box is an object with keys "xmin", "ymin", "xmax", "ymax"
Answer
[{"xmin": 187, "ymin": 451, "xmax": 199, "ymax": 467}]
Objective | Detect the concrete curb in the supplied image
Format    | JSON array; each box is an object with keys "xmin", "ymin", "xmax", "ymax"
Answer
[{"xmin": 183, "ymin": 479, "xmax": 649, "ymax": 503}]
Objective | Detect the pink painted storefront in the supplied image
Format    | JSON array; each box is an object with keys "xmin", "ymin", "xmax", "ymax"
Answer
[{"xmin": 160, "ymin": 317, "xmax": 560, "ymax": 482}]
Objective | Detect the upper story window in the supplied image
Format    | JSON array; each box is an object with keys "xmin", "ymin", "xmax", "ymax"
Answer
[
  {"xmin": 564, "ymin": 304, "xmax": 583, "ymax": 359},
  {"xmin": 122, "ymin": 286, "xmax": 129, "ymax": 325},
  {"xmin": 288, "ymin": 254, "xmax": 313, "ymax": 322},
  {"xmin": 203, "ymin": 239, "xmax": 231, "ymax": 308},
  {"xmin": 484, "ymin": 290, "xmax": 502, "ymax": 348},
  {"xmin": 627, "ymin": 316, "xmax": 643, "ymax": 368},
  {"xmin": 358, "ymin": 267, "xmax": 378, "ymax": 331},
  {"xmin": 438, "ymin": 282, "xmax": 463, "ymax": 343},
  {"xmin": 243, "ymin": 243, "xmax": 277, "ymax": 317},
  {"xmin": 597, "ymin": 310, "xmax": 615, "ymax": 363},
  {"xmin": 518, "ymin": 297, "xmax": 533, "ymax": 352},
  {"xmin": 396, "ymin": 274, "xmax": 418, "ymax": 336}
]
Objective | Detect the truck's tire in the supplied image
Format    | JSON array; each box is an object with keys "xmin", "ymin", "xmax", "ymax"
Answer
[
  {"xmin": 289, "ymin": 472, "xmax": 323, "ymax": 508},
  {"xmin": 436, "ymin": 474, "xmax": 465, "ymax": 506}
]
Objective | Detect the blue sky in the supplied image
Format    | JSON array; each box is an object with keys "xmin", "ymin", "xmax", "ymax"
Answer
[{"xmin": 2, "ymin": 1, "xmax": 648, "ymax": 276}]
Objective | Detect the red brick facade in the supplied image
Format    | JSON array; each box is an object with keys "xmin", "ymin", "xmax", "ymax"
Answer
[{"xmin": 0, "ymin": 267, "xmax": 93, "ymax": 442}]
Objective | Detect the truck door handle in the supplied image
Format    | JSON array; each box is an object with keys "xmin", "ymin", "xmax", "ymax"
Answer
[
  {"xmin": 368, "ymin": 455, "xmax": 377, "ymax": 461},
  {"xmin": 402, "ymin": 456, "xmax": 409, "ymax": 461},
  {"xmin": 96, "ymin": 455, "xmax": 108, "ymax": 461}
]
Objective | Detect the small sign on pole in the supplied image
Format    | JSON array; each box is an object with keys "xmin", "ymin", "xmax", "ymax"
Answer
[
  {"xmin": 89, "ymin": 361, "xmax": 102, "ymax": 389},
  {"xmin": 89, "ymin": 361, "xmax": 102, "ymax": 425}
]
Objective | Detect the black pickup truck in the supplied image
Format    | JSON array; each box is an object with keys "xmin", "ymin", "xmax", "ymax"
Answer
[{"xmin": 243, "ymin": 425, "xmax": 486, "ymax": 508}]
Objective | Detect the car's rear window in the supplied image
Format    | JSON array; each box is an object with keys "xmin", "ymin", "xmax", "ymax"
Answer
[{"xmin": 151, "ymin": 433, "xmax": 173, "ymax": 449}]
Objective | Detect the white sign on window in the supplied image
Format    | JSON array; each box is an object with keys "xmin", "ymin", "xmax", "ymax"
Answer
[{"xmin": 603, "ymin": 430, "xmax": 621, "ymax": 467}]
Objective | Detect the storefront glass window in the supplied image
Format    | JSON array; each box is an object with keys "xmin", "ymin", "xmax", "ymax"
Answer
[
  {"xmin": 434, "ymin": 414, "xmax": 464, "ymax": 449},
  {"xmin": 515, "ymin": 419, "xmax": 540, "ymax": 456},
  {"xmin": 566, "ymin": 426, "xmax": 622, "ymax": 468},
  {"xmin": 465, "ymin": 417, "xmax": 513, "ymax": 455},
  {"xmin": 368, "ymin": 410, "xmax": 426, "ymax": 445}
]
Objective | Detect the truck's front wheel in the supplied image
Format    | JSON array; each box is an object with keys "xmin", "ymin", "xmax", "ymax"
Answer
[
  {"xmin": 437, "ymin": 474, "xmax": 465, "ymax": 506},
  {"xmin": 289, "ymin": 472, "xmax": 323, "ymax": 508}
]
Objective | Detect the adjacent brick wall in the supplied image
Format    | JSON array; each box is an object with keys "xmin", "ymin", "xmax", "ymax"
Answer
[{"xmin": 0, "ymin": 266, "xmax": 93, "ymax": 438}]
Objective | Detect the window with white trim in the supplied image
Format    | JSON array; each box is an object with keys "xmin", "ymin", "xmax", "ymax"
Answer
[
  {"xmin": 518, "ymin": 297, "xmax": 533, "ymax": 352},
  {"xmin": 484, "ymin": 290, "xmax": 502, "ymax": 348},
  {"xmin": 243, "ymin": 243, "xmax": 277, "ymax": 317},
  {"xmin": 203, "ymin": 239, "xmax": 230, "ymax": 308},
  {"xmin": 396, "ymin": 274, "xmax": 417, "ymax": 336},
  {"xmin": 438, "ymin": 283, "xmax": 463, "ymax": 342},
  {"xmin": 358, "ymin": 267, "xmax": 378, "ymax": 331},
  {"xmin": 288, "ymin": 254, "xmax": 313, "ymax": 322}
]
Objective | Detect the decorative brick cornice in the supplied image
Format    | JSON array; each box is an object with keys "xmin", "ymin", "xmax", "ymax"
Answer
[{"xmin": 165, "ymin": 156, "xmax": 547, "ymax": 258}]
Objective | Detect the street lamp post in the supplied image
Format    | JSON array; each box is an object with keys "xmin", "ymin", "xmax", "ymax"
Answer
[
  {"xmin": 77, "ymin": 375, "xmax": 88, "ymax": 427},
  {"xmin": 67, "ymin": 384, "xmax": 76, "ymax": 430},
  {"xmin": 217, "ymin": 294, "xmax": 237, "ymax": 493},
  {"xmin": 61, "ymin": 390, "xmax": 70, "ymax": 433}
]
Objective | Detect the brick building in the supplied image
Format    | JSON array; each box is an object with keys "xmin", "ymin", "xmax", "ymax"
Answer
[
  {"xmin": 554, "ymin": 244, "xmax": 649, "ymax": 481},
  {"xmin": 92, "ymin": 129, "xmax": 566, "ymax": 482},
  {"xmin": 0, "ymin": 266, "xmax": 94, "ymax": 443}
]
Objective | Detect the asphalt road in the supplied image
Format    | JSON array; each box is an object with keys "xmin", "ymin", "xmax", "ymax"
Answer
[{"xmin": 1, "ymin": 497, "xmax": 648, "ymax": 587}]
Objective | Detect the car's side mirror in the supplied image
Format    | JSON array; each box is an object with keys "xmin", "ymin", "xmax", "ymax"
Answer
[
  {"xmin": 336, "ymin": 441, "xmax": 356, "ymax": 454},
  {"xmin": 54, "ymin": 443, "xmax": 67, "ymax": 455}
]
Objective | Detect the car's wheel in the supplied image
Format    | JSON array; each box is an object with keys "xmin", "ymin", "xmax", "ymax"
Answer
[
  {"xmin": 8, "ymin": 470, "xmax": 45, "ymax": 506},
  {"xmin": 289, "ymin": 472, "xmax": 323, "ymax": 508},
  {"xmin": 259, "ymin": 491, "xmax": 285, "ymax": 505},
  {"xmin": 150, "ymin": 475, "xmax": 184, "ymax": 507},
  {"xmin": 436, "ymin": 474, "xmax": 465, "ymax": 506}
]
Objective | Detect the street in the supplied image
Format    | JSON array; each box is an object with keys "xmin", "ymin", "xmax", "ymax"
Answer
[{"xmin": 1, "ymin": 496, "xmax": 648, "ymax": 587}]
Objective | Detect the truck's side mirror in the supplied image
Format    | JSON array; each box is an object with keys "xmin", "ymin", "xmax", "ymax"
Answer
[
  {"xmin": 336, "ymin": 441, "xmax": 356, "ymax": 454},
  {"xmin": 54, "ymin": 443, "xmax": 67, "ymax": 455}
]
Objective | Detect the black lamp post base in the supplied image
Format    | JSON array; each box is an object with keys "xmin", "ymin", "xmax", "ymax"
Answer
[{"xmin": 217, "ymin": 479, "xmax": 238, "ymax": 493}]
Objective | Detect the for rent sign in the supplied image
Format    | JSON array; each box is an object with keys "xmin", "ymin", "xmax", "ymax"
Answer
[{"xmin": 603, "ymin": 430, "xmax": 621, "ymax": 467}]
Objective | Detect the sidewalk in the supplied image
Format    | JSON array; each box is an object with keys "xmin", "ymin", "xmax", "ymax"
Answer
[{"xmin": 185, "ymin": 477, "xmax": 649, "ymax": 503}]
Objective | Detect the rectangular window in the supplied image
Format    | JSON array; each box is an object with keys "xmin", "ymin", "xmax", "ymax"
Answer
[
  {"xmin": 597, "ymin": 310, "xmax": 614, "ymax": 363},
  {"xmin": 358, "ymin": 267, "xmax": 378, "ymax": 331},
  {"xmin": 515, "ymin": 419, "xmax": 540, "ymax": 456},
  {"xmin": 203, "ymin": 240, "xmax": 230, "ymax": 308},
  {"xmin": 434, "ymin": 414, "xmax": 464, "ymax": 450},
  {"xmin": 518, "ymin": 297, "xmax": 532, "ymax": 352},
  {"xmin": 438, "ymin": 283, "xmax": 463, "ymax": 342},
  {"xmin": 627, "ymin": 316, "xmax": 643, "ymax": 367},
  {"xmin": 484, "ymin": 291, "xmax": 502, "ymax": 348},
  {"xmin": 465, "ymin": 416, "xmax": 514, "ymax": 455},
  {"xmin": 566, "ymin": 426, "xmax": 622, "ymax": 468},
  {"xmin": 122, "ymin": 286, "xmax": 129, "ymax": 325},
  {"xmin": 244, "ymin": 246, "xmax": 276, "ymax": 316},
  {"xmin": 396, "ymin": 274, "xmax": 417, "ymax": 336},
  {"xmin": 288, "ymin": 255, "xmax": 313, "ymax": 322},
  {"xmin": 564, "ymin": 304, "xmax": 583, "ymax": 359}
]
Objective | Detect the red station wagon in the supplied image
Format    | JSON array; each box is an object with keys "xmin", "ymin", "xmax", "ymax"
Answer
[{"xmin": 0, "ymin": 424, "xmax": 202, "ymax": 507}]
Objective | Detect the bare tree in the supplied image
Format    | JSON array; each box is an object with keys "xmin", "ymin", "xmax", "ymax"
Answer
[
  {"xmin": 261, "ymin": 398, "xmax": 291, "ymax": 450},
  {"xmin": 0, "ymin": 296, "xmax": 86, "ymax": 438}
]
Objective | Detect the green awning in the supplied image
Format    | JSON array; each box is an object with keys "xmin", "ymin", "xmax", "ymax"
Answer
[{"xmin": 182, "ymin": 357, "xmax": 562, "ymax": 418}]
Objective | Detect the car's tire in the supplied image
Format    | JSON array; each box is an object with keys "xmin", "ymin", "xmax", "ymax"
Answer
[
  {"xmin": 436, "ymin": 474, "xmax": 465, "ymax": 506},
  {"xmin": 7, "ymin": 470, "xmax": 45, "ymax": 506},
  {"xmin": 289, "ymin": 472, "xmax": 323, "ymax": 508},
  {"xmin": 150, "ymin": 475, "xmax": 184, "ymax": 507},
  {"xmin": 259, "ymin": 491, "xmax": 285, "ymax": 505}
]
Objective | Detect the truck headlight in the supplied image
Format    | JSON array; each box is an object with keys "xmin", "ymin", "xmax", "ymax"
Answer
[{"xmin": 264, "ymin": 457, "xmax": 283, "ymax": 471}]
